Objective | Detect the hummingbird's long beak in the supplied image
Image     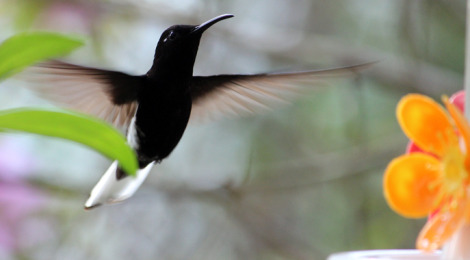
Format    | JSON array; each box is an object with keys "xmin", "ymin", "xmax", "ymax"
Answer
[{"xmin": 192, "ymin": 14, "xmax": 234, "ymax": 34}]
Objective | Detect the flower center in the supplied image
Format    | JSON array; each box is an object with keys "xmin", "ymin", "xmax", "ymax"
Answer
[{"xmin": 441, "ymin": 145, "xmax": 468, "ymax": 194}]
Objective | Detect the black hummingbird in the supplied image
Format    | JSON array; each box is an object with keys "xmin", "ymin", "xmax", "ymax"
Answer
[{"xmin": 27, "ymin": 14, "xmax": 369, "ymax": 209}]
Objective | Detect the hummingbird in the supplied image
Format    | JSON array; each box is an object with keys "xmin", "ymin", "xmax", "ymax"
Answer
[{"xmin": 27, "ymin": 14, "xmax": 370, "ymax": 209}]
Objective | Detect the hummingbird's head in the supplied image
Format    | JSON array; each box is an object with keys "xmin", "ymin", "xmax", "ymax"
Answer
[{"xmin": 151, "ymin": 14, "xmax": 233, "ymax": 76}]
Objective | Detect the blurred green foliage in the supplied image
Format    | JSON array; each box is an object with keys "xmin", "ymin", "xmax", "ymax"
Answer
[
  {"xmin": 0, "ymin": 32, "xmax": 82, "ymax": 80},
  {"xmin": 0, "ymin": 108, "xmax": 137, "ymax": 175},
  {"xmin": 0, "ymin": 32, "xmax": 137, "ymax": 175}
]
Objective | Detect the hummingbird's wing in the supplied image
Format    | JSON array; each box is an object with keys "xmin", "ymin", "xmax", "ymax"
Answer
[
  {"xmin": 23, "ymin": 61, "xmax": 143, "ymax": 129},
  {"xmin": 189, "ymin": 63, "xmax": 371, "ymax": 123}
]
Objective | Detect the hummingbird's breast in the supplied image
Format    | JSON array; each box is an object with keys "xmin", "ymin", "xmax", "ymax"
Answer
[{"xmin": 132, "ymin": 83, "xmax": 192, "ymax": 166}]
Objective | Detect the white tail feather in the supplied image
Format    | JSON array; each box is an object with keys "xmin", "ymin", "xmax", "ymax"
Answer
[{"xmin": 84, "ymin": 161, "xmax": 155, "ymax": 209}]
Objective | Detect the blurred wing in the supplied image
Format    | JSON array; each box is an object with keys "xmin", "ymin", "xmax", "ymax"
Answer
[
  {"xmin": 23, "ymin": 61, "xmax": 144, "ymax": 129},
  {"xmin": 190, "ymin": 63, "xmax": 372, "ymax": 123}
]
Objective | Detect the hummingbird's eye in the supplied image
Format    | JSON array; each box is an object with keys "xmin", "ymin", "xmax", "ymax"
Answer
[{"xmin": 164, "ymin": 31, "xmax": 177, "ymax": 43}]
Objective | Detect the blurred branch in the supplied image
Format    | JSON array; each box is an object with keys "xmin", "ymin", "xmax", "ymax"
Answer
[
  {"xmin": 228, "ymin": 196, "xmax": 319, "ymax": 260},
  {"xmin": 437, "ymin": 0, "xmax": 466, "ymax": 24},
  {"xmin": 240, "ymin": 134, "xmax": 404, "ymax": 193},
  {"xmin": 222, "ymin": 29, "xmax": 463, "ymax": 96},
  {"xmin": 141, "ymin": 132, "xmax": 403, "ymax": 195}
]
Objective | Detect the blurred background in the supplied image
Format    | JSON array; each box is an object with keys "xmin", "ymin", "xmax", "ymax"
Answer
[{"xmin": 0, "ymin": 0, "xmax": 466, "ymax": 259}]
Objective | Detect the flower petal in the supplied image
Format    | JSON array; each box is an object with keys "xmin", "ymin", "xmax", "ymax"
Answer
[
  {"xmin": 384, "ymin": 153, "xmax": 441, "ymax": 218},
  {"xmin": 416, "ymin": 196, "xmax": 470, "ymax": 252},
  {"xmin": 406, "ymin": 141, "xmax": 439, "ymax": 158},
  {"xmin": 449, "ymin": 91, "xmax": 465, "ymax": 113},
  {"xmin": 397, "ymin": 94, "xmax": 456, "ymax": 157},
  {"xmin": 443, "ymin": 96, "xmax": 470, "ymax": 173},
  {"xmin": 406, "ymin": 141, "xmax": 426, "ymax": 154}
]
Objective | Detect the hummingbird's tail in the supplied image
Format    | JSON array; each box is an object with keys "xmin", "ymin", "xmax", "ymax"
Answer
[{"xmin": 84, "ymin": 161, "xmax": 155, "ymax": 209}]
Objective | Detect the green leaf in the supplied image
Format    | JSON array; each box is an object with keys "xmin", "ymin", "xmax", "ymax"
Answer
[
  {"xmin": 0, "ymin": 108, "xmax": 137, "ymax": 176},
  {"xmin": 0, "ymin": 32, "xmax": 83, "ymax": 81}
]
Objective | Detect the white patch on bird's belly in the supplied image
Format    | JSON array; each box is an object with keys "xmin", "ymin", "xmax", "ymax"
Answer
[{"xmin": 127, "ymin": 116, "xmax": 139, "ymax": 150}]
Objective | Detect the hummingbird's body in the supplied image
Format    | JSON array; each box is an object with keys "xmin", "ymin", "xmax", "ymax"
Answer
[
  {"xmin": 133, "ymin": 79, "xmax": 192, "ymax": 167},
  {"xmin": 129, "ymin": 23, "xmax": 208, "ymax": 169},
  {"xmin": 129, "ymin": 23, "xmax": 213, "ymax": 170},
  {"xmin": 83, "ymin": 19, "xmax": 228, "ymax": 207},
  {"xmin": 26, "ymin": 14, "xmax": 371, "ymax": 209}
]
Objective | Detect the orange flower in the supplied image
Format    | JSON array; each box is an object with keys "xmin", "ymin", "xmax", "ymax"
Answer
[{"xmin": 383, "ymin": 93, "xmax": 470, "ymax": 251}]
